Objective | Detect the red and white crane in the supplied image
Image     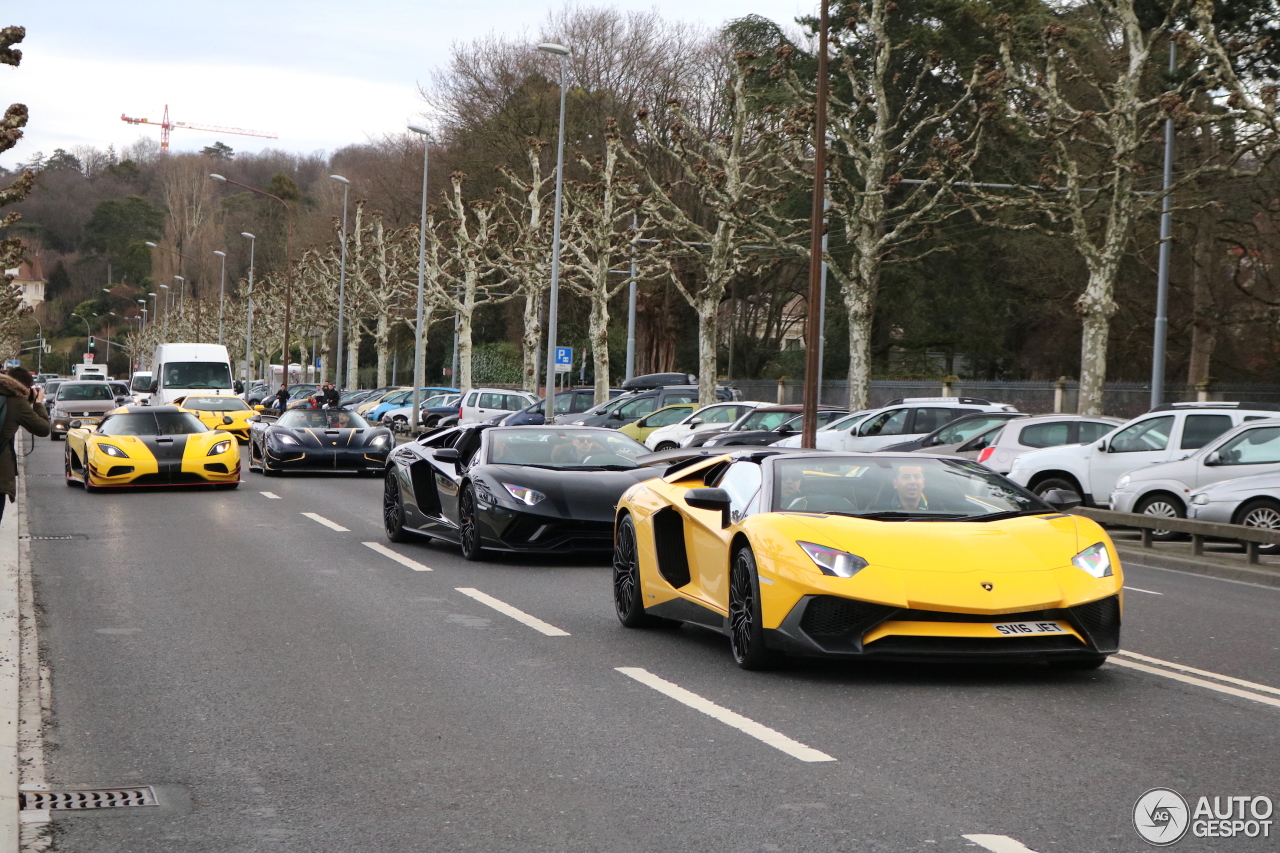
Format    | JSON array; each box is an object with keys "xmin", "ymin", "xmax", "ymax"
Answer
[{"xmin": 120, "ymin": 104, "xmax": 278, "ymax": 150}]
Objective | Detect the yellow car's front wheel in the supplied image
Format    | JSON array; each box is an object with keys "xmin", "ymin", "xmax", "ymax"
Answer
[
  {"xmin": 729, "ymin": 545, "xmax": 780, "ymax": 670},
  {"xmin": 613, "ymin": 515, "xmax": 655, "ymax": 628}
]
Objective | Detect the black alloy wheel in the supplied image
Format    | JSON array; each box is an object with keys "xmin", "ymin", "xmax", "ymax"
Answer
[
  {"xmin": 458, "ymin": 484, "xmax": 484, "ymax": 561},
  {"xmin": 728, "ymin": 545, "xmax": 779, "ymax": 670},
  {"xmin": 1236, "ymin": 498, "xmax": 1280, "ymax": 555},
  {"xmin": 614, "ymin": 515, "xmax": 656, "ymax": 627},
  {"xmin": 82, "ymin": 463, "xmax": 100, "ymax": 493},
  {"xmin": 64, "ymin": 450, "xmax": 76, "ymax": 486},
  {"xmin": 1135, "ymin": 493, "xmax": 1186, "ymax": 541},
  {"xmin": 383, "ymin": 471, "xmax": 410, "ymax": 543}
]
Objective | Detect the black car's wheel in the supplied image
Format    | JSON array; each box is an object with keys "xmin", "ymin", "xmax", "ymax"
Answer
[
  {"xmin": 614, "ymin": 515, "xmax": 659, "ymax": 628},
  {"xmin": 459, "ymin": 484, "xmax": 484, "ymax": 561},
  {"xmin": 1049, "ymin": 655, "xmax": 1107, "ymax": 671},
  {"xmin": 654, "ymin": 441, "xmax": 679, "ymax": 452},
  {"xmin": 82, "ymin": 466, "xmax": 101, "ymax": 493},
  {"xmin": 728, "ymin": 544, "xmax": 779, "ymax": 670},
  {"xmin": 1235, "ymin": 498, "xmax": 1280, "ymax": 555},
  {"xmin": 1135, "ymin": 492, "xmax": 1185, "ymax": 542},
  {"xmin": 50, "ymin": 432, "xmax": 61, "ymax": 442},
  {"xmin": 383, "ymin": 471, "xmax": 411, "ymax": 543}
]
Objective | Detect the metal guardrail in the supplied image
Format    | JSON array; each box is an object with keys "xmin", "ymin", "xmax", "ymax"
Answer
[{"xmin": 1070, "ymin": 507, "xmax": 1280, "ymax": 564}]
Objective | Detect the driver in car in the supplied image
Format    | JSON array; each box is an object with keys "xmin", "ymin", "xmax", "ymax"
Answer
[
  {"xmin": 878, "ymin": 463, "xmax": 928, "ymax": 511},
  {"xmin": 334, "ymin": 410, "xmax": 353, "ymax": 428},
  {"xmin": 551, "ymin": 433, "xmax": 604, "ymax": 465}
]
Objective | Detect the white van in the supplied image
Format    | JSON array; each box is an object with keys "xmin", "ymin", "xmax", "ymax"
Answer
[
  {"xmin": 148, "ymin": 343, "xmax": 236, "ymax": 406},
  {"xmin": 129, "ymin": 371, "xmax": 154, "ymax": 405}
]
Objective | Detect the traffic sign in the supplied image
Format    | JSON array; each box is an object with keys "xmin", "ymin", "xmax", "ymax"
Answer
[
  {"xmin": 83, "ymin": 353, "xmax": 95, "ymax": 363},
  {"xmin": 4, "ymin": 359, "xmax": 19, "ymax": 368},
  {"xmin": 554, "ymin": 346, "xmax": 572, "ymax": 373}
]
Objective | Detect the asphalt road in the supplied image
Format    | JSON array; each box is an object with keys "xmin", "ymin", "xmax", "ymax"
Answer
[{"xmin": 20, "ymin": 438, "xmax": 1280, "ymax": 852}]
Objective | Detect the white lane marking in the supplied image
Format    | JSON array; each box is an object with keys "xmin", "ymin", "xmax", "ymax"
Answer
[
  {"xmin": 1123, "ymin": 585, "xmax": 1162, "ymax": 595},
  {"xmin": 363, "ymin": 542, "xmax": 432, "ymax": 572},
  {"xmin": 301, "ymin": 512, "xmax": 350, "ymax": 532},
  {"xmin": 614, "ymin": 667, "xmax": 835, "ymax": 763},
  {"xmin": 962, "ymin": 835, "xmax": 1041, "ymax": 853},
  {"xmin": 1116, "ymin": 650, "xmax": 1280, "ymax": 697},
  {"xmin": 454, "ymin": 588, "xmax": 569, "ymax": 636},
  {"xmin": 1110, "ymin": 658, "xmax": 1280, "ymax": 709},
  {"xmin": 260, "ymin": 491, "xmax": 281, "ymax": 499}
]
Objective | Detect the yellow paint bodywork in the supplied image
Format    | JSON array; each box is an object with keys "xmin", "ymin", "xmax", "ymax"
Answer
[
  {"xmin": 66, "ymin": 425, "xmax": 241, "ymax": 488},
  {"xmin": 617, "ymin": 456, "xmax": 1123, "ymax": 651},
  {"xmin": 177, "ymin": 398, "xmax": 255, "ymax": 443}
]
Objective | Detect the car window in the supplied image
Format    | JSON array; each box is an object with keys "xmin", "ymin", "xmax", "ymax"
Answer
[
  {"xmin": 698, "ymin": 406, "xmax": 740, "ymax": 425},
  {"xmin": 98, "ymin": 413, "xmax": 156, "ymax": 436},
  {"xmin": 130, "ymin": 375, "xmax": 152, "ymax": 392},
  {"xmin": 58, "ymin": 384, "xmax": 114, "ymax": 402},
  {"xmin": 1077, "ymin": 421, "xmax": 1114, "ymax": 444},
  {"xmin": 912, "ymin": 407, "xmax": 956, "ymax": 435},
  {"xmin": 617, "ymin": 396, "xmax": 657, "ymax": 418},
  {"xmin": 1181, "ymin": 414, "xmax": 1234, "ymax": 450},
  {"xmin": 644, "ymin": 406, "xmax": 689, "ymax": 428},
  {"xmin": 1019, "ymin": 421, "xmax": 1072, "ymax": 448},
  {"xmin": 934, "ymin": 415, "xmax": 1007, "ymax": 446},
  {"xmin": 961, "ymin": 425, "xmax": 1005, "ymax": 452},
  {"xmin": 717, "ymin": 461, "xmax": 763, "ymax": 522},
  {"xmin": 186, "ymin": 397, "xmax": 251, "ymax": 412},
  {"xmin": 816, "ymin": 410, "xmax": 847, "ymax": 427},
  {"xmin": 1215, "ymin": 426, "xmax": 1280, "ymax": 465},
  {"xmin": 1109, "ymin": 416, "xmax": 1175, "ymax": 453},
  {"xmin": 737, "ymin": 410, "xmax": 793, "ymax": 431},
  {"xmin": 661, "ymin": 393, "xmax": 695, "ymax": 406},
  {"xmin": 861, "ymin": 408, "xmax": 910, "ymax": 436},
  {"xmin": 571, "ymin": 394, "xmax": 595, "ymax": 413},
  {"xmin": 464, "ymin": 391, "xmax": 479, "ymax": 407},
  {"xmin": 478, "ymin": 392, "xmax": 503, "ymax": 408},
  {"xmin": 153, "ymin": 412, "xmax": 209, "ymax": 434}
]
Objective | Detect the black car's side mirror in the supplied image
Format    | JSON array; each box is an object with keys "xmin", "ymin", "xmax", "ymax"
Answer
[
  {"xmin": 234, "ymin": 381, "xmax": 244, "ymax": 394},
  {"xmin": 148, "ymin": 381, "xmax": 159, "ymax": 394},
  {"xmin": 608, "ymin": 409, "xmax": 623, "ymax": 419},
  {"xmin": 1042, "ymin": 489, "xmax": 1082, "ymax": 511},
  {"xmin": 685, "ymin": 487, "xmax": 732, "ymax": 528},
  {"xmin": 433, "ymin": 448, "xmax": 460, "ymax": 464},
  {"xmin": 775, "ymin": 423, "xmax": 794, "ymax": 434}
]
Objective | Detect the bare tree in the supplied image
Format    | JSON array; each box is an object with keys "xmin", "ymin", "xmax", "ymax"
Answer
[{"xmin": 496, "ymin": 139, "xmax": 554, "ymax": 391}]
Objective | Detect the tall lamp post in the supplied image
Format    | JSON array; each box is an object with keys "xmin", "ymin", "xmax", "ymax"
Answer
[
  {"xmin": 242, "ymin": 232, "xmax": 256, "ymax": 390},
  {"xmin": 145, "ymin": 241, "xmax": 185, "ymax": 313},
  {"xmin": 329, "ymin": 175, "xmax": 351, "ymax": 388},
  {"xmin": 800, "ymin": 0, "xmax": 830, "ymax": 449},
  {"xmin": 538, "ymin": 41, "xmax": 570, "ymax": 403},
  {"xmin": 172, "ymin": 276, "xmax": 185, "ymax": 321},
  {"xmin": 211, "ymin": 174, "xmax": 295, "ymax": 382},
  {"xmin": 212, "ymin": 250, "xmax": 227, "ymax": 345},
  {"xmin": 407, "ymin": 126, "xmax": 433, "ymax": 421},
  {"xmin": 137, "ymin": 300, "xmax": 148, "ymax": 332}
]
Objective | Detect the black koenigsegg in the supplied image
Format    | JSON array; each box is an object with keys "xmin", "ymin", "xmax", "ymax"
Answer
[
  {"xmin": 382, "ymin": 425, "xmax": 661, "ymax": 559},
  {"xmin": 248, "ymin": 407, "xmax": 393, "ymax": 475}
]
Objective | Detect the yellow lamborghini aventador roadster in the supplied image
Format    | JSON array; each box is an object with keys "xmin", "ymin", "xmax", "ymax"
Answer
[
  {"xmin": 613, "ymin": 450, "xmax": 1123, "ymax": 669},
  {"xmin": 64, "ymin": 405, "xmax": 241, "ymax": 491}
]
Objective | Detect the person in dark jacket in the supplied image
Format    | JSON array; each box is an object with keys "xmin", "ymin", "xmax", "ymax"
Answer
[
  {"xmin": 320, "ymin": 382, "xmax": 340, "ymax": 408},
  {"xmin": 1, "ymin": 367, "xmax": 51, "ymax": 525},
  {"xmin": 274, "ymin": 384, "xmax": 290, "ymax": 412}
]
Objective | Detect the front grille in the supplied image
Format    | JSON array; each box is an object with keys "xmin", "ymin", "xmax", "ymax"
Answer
[
  {"xmin": 865, "ymin": 635, "xmax": 1086, "ymax": 655},
  {"xmin": 801, "ymin": 596, "xmax": 898, "ymax": 637},
  {"xmin": 1070, "ymin": 595, "xmax": 1121, "ymax": 651},
  {"xmin": 204, "ymin": 463, "xmax": 229, "ymax": 474},
  {"xmin": 21, "ymin": 786, "xmax": 158, "ymax": 811},
  {"xmin": 105, "ymin": 466, "xmax": 134, "ymax": 477},
  {"xmin": 501, "ymin": 515, "xmax": 612, "ymax": 548},
  {"xmin": 897, "ymin": 608, "xmax": 1062, "ymax": 623}
]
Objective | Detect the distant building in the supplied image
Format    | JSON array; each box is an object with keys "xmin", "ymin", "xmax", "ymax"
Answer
[{"xmin": 4, "ymin": 258, "xmax": 45, "ymax": 309}]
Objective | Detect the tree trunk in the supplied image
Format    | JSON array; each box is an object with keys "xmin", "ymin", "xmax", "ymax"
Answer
[
  {"xmin": 696, "ymin": 296, "xmax": 718, "ymax": 407},
  {"xmin": 522, "ymin": 289, "xmax": 542, "ymax": 393},
  {"xmin": 843, "ymin": 283, "xmax": 875, "ymax": 412},
  {"xmin": 1075, "ymin": 263, "xmax": 1120, "ymax": 416},
  {"xmin": 375, "ymin": 314, "xmax": 390, "ymax": 389},
  {"xmin": 345, "ymin": 318, "xmax": 359, "ymax": 390},
  {"xmin": 457, "ymin": 310, "xmax": 473, "ymax": 393},
  {"xmin": 1187, "ymin": 210, "xmax": 1217, "ymax": 386},
  {"xmin": 589, "ymin": 294, "xmax": 610, "ymax": 404}
]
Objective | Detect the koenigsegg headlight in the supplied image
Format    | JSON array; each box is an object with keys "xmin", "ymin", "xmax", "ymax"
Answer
[
  {"xmin": 274, "ymin": 433, "xmax": 300, "ymax": 446},
  {"xmin": 1115, "ymin": 474, "xmax": 1131, "ymax": 490},
  {"xmin": 98, "ymin": 443, "xmax": 129, "ymax": 458},
  {"xmin": 1071, "ymin": 542, "xmax": 1113, "ymax": 578},
  {"xmin": 502, "ymin": 482, "xmax": 546, "ymax": 506},
  {"xmin": 209, "ymin": 440, "xmax": 233, "ymax": 456},
  {"xmin": 370, "ymin": 433, "xmax": 390, "ymax": 447},
  {"xmin": 1191, "ymin": 493, "xmax": 1210, "ymax": 506},
  {"xmin": 798, "ymin": 541, "xmax": 868, "ymax": 578}
]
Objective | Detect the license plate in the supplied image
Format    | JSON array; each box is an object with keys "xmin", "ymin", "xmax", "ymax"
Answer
[{"xmin": 993, "ymin": 621, "xmax": 1067, "ymax": 636}]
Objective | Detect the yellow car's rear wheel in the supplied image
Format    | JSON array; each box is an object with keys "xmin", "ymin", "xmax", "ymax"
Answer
[{"xmin": 729, "ymin": 545, "xmax": 780, "ymax": 670}]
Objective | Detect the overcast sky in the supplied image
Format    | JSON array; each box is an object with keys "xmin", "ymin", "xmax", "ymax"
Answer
[{"xmin": 2, "ymin": 0, "xmax": 810, "ymax": 167}]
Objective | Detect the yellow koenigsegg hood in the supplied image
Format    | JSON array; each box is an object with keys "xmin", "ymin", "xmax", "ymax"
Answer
[{"xmin": 784, "ymin": 512, "xmax": 1084, "ymax": 574}]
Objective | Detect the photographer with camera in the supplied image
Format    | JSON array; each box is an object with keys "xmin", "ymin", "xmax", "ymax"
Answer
[{"xmin": 1, "ymin": 366, "xmax": 50, "ymax": 525}]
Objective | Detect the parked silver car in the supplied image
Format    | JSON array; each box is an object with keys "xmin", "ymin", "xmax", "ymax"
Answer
[
  {"xmin": 1188, "ymin": 470, "xmax": 1280, "ymax": 553},
  {"xmin": 938, "ymin": 414, "xmax": 1122, "ymax": 473}
]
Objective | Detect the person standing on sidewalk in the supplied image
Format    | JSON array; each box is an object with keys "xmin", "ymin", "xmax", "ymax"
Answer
[{"xmin": 1, "ymin": 366, "xmax": 50, "ymax": 525}]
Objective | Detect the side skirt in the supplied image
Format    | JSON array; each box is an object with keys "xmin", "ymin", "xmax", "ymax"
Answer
[{"xmin": 646, "ymin": 596, "xmax": 726, "ymax": 634}]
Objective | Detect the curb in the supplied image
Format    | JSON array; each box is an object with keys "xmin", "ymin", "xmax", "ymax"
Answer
[
  {"xmin": 1116, "ymin": 546, "xmax": 1280, "ymax": 589},
  {"xmin": 0, "ymin": 452, "xmax": 20, "ymax": 851}
]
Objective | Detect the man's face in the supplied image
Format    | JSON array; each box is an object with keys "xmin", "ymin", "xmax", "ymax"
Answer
[
  {"xmin": 571, "ymin": 435, "xmax": 595, "ymax": 456},
  {"xmin": 893, "ymin": 465, "xmax": 925, "ymax": 502},
  {"xmin": 782, "ymin": 471, "xmax": 803, "ymax": 497}
]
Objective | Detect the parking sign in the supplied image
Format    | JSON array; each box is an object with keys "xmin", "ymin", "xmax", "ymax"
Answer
[{"xmin": 554, "ymin": 346, "xmax": 572, "ymax": 373}]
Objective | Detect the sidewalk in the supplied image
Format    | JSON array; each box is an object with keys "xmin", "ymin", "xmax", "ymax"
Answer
[
  {"xmin": 1110, "ymin": 530, "xmax": 1280, "ymax": 588},
  {"xmin": 0, "ymin": 456, "xmax": 21, "ymax": 851}
]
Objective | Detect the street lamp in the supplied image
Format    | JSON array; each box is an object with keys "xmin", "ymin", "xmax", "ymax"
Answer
[
  {"xmin": 212, "ymin": 250, "xmax": 227, "ymax": 345},
  {"xmin": 173, "ymin": 275, "xmax": 185, "ymax": 314},
  {"xmin": 407, "ymin": 127, "xmax": 432, "ymax": 420},
  {"xmin": 242, "ymin": 232, "xmax": 256, "ymax": 389},
  {"xmin": 137, "ymin": 300, "xmax": 148, "ymax": 332},
  {"xmin": 70, "ymin": 312, "xmax": 92, "ymax": 358},
  {"xmin": 330, "ymin": 175, "xmax": 351, "ymax": 388},
  {"xmin": 538, "ymin": 41, "xmax": 570, "ymax": 402},
  {"xmin": 158, "ymin": 283, "xmax": 170, "ymax": 331},
  {"xmin": 146, "ymin": 241, "xmax": 185, "ymax": 313},
  {"xmin": 212, "ymin": 174, "xmax": 295, "ymax": 383}
]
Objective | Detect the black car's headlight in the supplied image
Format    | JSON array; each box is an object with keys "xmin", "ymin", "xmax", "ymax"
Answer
[
  {"xmin": 370, "ymin": 433, "xmax": 391, "ymax": 448},
  {"xmin": 209, "ymin": 440, "xmax": 233, "ymax": 456},
  {"xmin": 798, "ymin": 541, "xmax": 868, "ymax": 578},
  {"xmin": 1071, "ymin": 543, "xmax": 1112, "ymax": 578},
  {"xmin": 502, "ymin": 482, "xmax": 546, "ymax": 506},
  {"xmin": 274, "ymin": 433, "xmax": 300, "ymax": 446},
  {"xmin": 98, "ymin": 443, "xmax": 129, "ymax": 458}
]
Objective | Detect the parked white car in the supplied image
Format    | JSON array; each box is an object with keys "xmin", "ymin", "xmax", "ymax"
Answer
[
  {"xmin": 1007, "ymin": 402, "xmax": 1280, "ymax": 505},
  {"xmin": 941, "ymin": 414, "xmax": 1123, "ymax": 474},
  {"xmin": 774, "ymin": 397, "xmax": 1017, "ymax": 452},
  {"xmin": 1109, "ymin": 419, "xmax": 1280, "ymax": 533},
  {"xmin": 458, "ymin": 388, "xmax": 539, "ymax": 424},
  {"xmin": 645, "ymin": 401, "xmax": 766, "ymax": 451}
]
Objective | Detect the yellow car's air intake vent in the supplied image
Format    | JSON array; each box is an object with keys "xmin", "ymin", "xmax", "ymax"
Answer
[
  {"xmin": 801, "ymin": 596, "xmax": 898, "ymax": 637},
  {"xmin": 1070, "ymin": 595, "xmax": 1121, "ymax": 651},
  {"xmin": 652, "ymin": 508, "xmax": 691, "ymax": 588}
]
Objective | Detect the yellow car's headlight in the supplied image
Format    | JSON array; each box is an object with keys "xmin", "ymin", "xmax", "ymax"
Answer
[
  {"xmin": 208, "ymin": 440, "xmax": 233, "ymax": 456},
  {"xmin": 1071, "ymin": 542, "xmax": 1113, "ymax": 578},
  {"xmin": 98, "ymin": 443, "xmax": 129, "ymax": 458},
  {"xmin": 798, "ymin": 541, "xmax": 868, "ymax": 578}
]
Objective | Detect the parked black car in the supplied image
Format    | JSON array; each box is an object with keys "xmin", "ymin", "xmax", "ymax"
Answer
[
  {"xmin": 879, "ymin": 411, "xmax": 1028, "ymax": 452},
  {"xmin": 500, "ymin": 388, "xmax": 625, "ymax": 426}
]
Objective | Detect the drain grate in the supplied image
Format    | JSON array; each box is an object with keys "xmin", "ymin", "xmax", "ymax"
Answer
[
  {"xmin": 21, "ymin": 787, "xmax": 158, "ymax": 810},
  {"xmin": 19, "ymin": 534, "xmax": 87, "ymax": 541}
]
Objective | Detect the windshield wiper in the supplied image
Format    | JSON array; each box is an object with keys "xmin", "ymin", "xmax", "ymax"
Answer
[
  {"xmin": 820, "ymin": 511, "xmax": 967, "ymax": 521},
  {"xmin": 958, "ymin": 509, "xmax": 1056, "ymax": 522}
]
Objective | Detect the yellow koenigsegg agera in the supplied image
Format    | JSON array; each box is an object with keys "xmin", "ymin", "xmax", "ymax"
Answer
[
  {"xmin": 613, "ymin": 450, "xmax": 1123, "ymax": 669},
  {"xmin": 175, "ymin": 394, "xmax": 255, "ymax": 443},
  {"xmin": 64, "ymin": 405, "xmax": 241, "ymax": 491}
]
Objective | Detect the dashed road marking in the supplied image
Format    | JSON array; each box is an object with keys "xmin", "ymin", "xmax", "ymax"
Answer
[
  {"xmin": 614, "ymin": 667, "xmax": 835, "ymax": 763},
  {"xmin": 1116, "ymin": 650, "xmax": 1280, "ymax": 698},
  {"xmin": 363, "ymin": 541, "xmax": 432, "ymax": 571},
  {"xmin": 1123, "ymin": 586, "xmax": 1162, "ymax": 595},
  {"xmin": 963, "ymin": 835, "xmax": 1040, "ymax": 853},
  {"xmin": 260, "ymin": 491, "xmax": 281, "ymax": 499},
  {"xmin": 301, "ymin": 512, "xmax": 349, "ymax": 532},
  {"xmin": 454, "ymin": 588, "xmax": 569, "ymax": 636},
  {"xmin": 1111, "ymin": 657, "xmax": 1280, "ymax": 709}
]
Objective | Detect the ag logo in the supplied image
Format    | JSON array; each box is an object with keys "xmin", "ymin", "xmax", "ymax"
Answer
[
  {"xmin": 980, "ymin": 582, "xmax": 993, "ymax": 591},
  {"xmin": 1134, "ymin": 788, "xmax": 1190, "ymax": 846}
]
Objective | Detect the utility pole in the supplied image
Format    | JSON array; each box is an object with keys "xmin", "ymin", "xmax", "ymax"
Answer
[
  {"xmin": 625, "ymin": 213, "xmax": 638, "ymax": 381},
  {"xmin": 1151, "ymin": 40, "xmax": 1176, "ymax": 409},
  {"xmin": 800, "ymin": 0, "xmax": 830, "ymax": 449}
]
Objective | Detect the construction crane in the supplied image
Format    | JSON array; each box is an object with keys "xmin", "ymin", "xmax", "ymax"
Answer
[{"xmin": 120, "ymin": 104, "xmax": 278, "ymax": 150}]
